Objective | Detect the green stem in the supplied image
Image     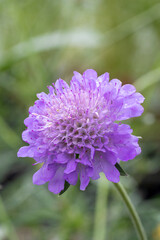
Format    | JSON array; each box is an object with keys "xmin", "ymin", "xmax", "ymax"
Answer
[
  {"xmin": 0, "ymin": 196, "xmax": 19, "ymax": 240},
  {"xmin": 113, "ymin": 182, "xmax": 147, "ymax": 240},
  {"xmin": 93, "ymin": 175, "xmax": 109, "ymax": 240}
]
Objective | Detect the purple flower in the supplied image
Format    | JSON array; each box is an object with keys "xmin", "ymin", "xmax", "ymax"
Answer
[{"xmin": 17, "ymin": 69, "xmax": 144, "ymax": 194}]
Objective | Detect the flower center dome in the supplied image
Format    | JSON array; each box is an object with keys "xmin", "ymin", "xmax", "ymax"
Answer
[{"xmin": 46, "ymin": 86, "xmax": 108, "ymax": 155}]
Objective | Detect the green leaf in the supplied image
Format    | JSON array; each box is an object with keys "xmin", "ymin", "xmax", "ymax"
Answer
[
  {"xmin": 59, "ymin": 181, "xmax": 70, "ymax": 196},
  {"xmin": 115, "ymin": 163, "xmax": 128, "ymax": 176}
]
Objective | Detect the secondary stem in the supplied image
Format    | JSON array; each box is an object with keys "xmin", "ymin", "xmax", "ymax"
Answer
[
  {"xmin": 93, "ymin": 175, "xmax": 109, "ymax": 240},
  {"xmin": 0, "ymin": 196, "xmax": 19, "ymax": 240},
  {"xmin": 113, "ymin": 182, "xmax": 147, "ymax": 240}
]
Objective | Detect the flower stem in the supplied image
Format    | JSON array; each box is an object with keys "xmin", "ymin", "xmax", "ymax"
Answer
[
  {"xmin": 93, "ymin": 175, "xmax": 109, "ymax": 240},
  {"xmin": 113, "ymin": 182, "xmax": 147, "ymax": 240},
  {"xmin": 0, "ymin": 196, "xmax": 19, "ymax": 240}
]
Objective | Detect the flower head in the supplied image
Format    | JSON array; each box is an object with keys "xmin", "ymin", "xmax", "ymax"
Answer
[{"xmin": 18, "ymin": 69, "xmax": 144, "ymax": 194}]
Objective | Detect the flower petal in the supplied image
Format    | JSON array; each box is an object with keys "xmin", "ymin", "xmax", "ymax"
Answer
[
  {"xmin": 64, "ymin": 159, "xmax": 77, "ymax": 174},
  {"xmin": 97, "ymin": 72, "xmax": 109, "ymax": 87},
  {"xmin": 106, "ymin": 123, "xmax": 141, "ymax": 161},
  {"xmin": 79, "ymin": 166, "xmax": 92, "ymax": 190},
  {"xmin": 119, "ymin": 84, "xmax": 136, "ymax": 97},
  {"xmin": 55, "ymin": 78, "xmax": 69, "ymax": 93},
  {"xmin": 64, "ymin": 171, "xmax": 78, "ymax": 185},
  {"xmin": 117, "ymin": 104, "xmax": 144, "ymax": 120},
  {"xmin": 100, "ymin": 159, "xmax": 120, "ymax": 182},
  {"xmin": 83, "ymin": 69, "xmax": 97, "ymax": 80},
  {"xmin": 55, "ymin": 153, "xmax": 72, "ymax": 164},
  {"xmin": 92, "ymin": 151, "xmax": 119, "ymax": 182},
  {"xmin": 48, "ymin": 167, "xmax": 65, "ymax": 194},
  {"xmin": 33, "ymin": 163, "xmax": 58, "ymax": 185},
  {"xmin": 17, "ymin": 146, "xmax": 35, "ymax": 158}
]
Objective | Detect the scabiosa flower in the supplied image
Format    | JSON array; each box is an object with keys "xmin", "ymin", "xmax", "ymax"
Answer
[{"xmin": 17, "ymin": 69, "xmax": 144, "ymax": 194}]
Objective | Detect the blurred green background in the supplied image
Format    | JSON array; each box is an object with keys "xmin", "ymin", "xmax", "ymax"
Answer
[{"xmin": 0, "ymin": 0, "xmax": 160, "ymax": 240}]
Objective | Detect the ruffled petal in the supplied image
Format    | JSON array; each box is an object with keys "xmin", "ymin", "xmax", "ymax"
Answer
[
  {"xmin": 64, "ymin": 171, "xmax": 78, "ymax": 185},
  {"xmin": 48, "ymin": 167, "xmax": 65, "ymax": 194},
  {"xmin": 92, "ymin": 150, "xmax": 119, "ymax": 182},
  {"xmin": 22, "ymin": 130, "xmax": 37, "ymax": 143},
  {"xmin": 79, "ymin": 166, "xmax": 92, "ymax": 190},
  {"xmin": 100, "ymin": 159, "xmax": 120, "ymax": 182},
  {"xmin": 96, "ymin": 150, "xmax": 117, "ymax": 165},
  {"xmin": 109, "ymin": 79, "xmax": 122, "ymax": 99},
  {"xmin": 83, "ymin": 69, "xmax": 97, "ymax": 80},
  {"xmin": 72, "ymin": 71, "xmax": 83, "ymax": 82},
  {"xmin": 91, "ymin": 159, "xmax": 101, "ymax": 180},
  {"xmin": 117, "ymin": 104, "xmax": 144, "ymax": 121},
  {"xmin": 17, "ymin": 146, "xmax": 35, "ymax": 158},
  {"xmin": 76, "ymin": 152, "xmax": 92, "ymax": 166},
  {"xmin": 96, "ymin": 72, "xmax": 109, "ymax": 87},
  {"xmin": 55, "ymin": 153, "xmax": 72, "ymax": 164},
  {"xmin": 110, "ymin": 83, "xmax": 144, "ymax": 121},
  {"xmin": 33, "ymin": 163, "xmax": 58, "ymax": 185},
  {"xmin": 64, "ymin": 159, "xmax": 77, "ymax": 174},
  {"xmin": 82, "ymin": 69, "xmax": 97, "ymax": 90},
  {"xmin": 55, "ymin": 78, "xmax": 69, "ymax": 93},
  {"xmin": 119, "ymin": 84, "xmax": 136, "ymax": 97},
  {"xmin": 106, "ymin": 123, "xmax": 141, "ymax": 161}
]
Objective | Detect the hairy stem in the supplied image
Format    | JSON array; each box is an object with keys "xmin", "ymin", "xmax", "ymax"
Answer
[{"xmin": 113, "ymin": 182, "xmax": 147, "ymax": 240}]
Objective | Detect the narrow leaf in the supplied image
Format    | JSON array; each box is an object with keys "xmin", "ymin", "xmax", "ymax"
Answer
[
  {"xmin": 115, "ymin": 163, "xmax": 128, "ymax": 176},
  {"xmin": 59, "ymin": 181, "xmax": 70, "ymax": 196}
]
